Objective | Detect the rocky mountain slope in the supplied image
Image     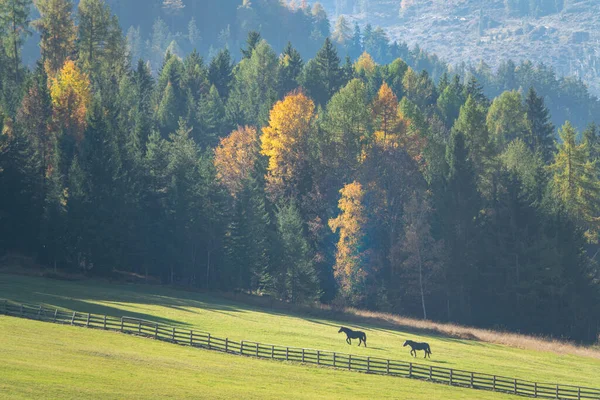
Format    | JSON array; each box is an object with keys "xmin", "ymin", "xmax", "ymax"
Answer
[{"xmin": 319, "ymin": 0, "xmax": 600, "ymax": 95}]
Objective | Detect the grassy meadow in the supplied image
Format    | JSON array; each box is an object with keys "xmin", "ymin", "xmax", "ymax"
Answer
[
  {"xmin": 1, "ymin": 273, "xmax": 599, "ymax": 398},
  {"xmin": 0, "ymin": 316, "xmax": 521, "ymax": 400}
]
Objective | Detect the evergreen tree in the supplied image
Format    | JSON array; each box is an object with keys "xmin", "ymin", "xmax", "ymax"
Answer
[
  {"xmin": 33, "ymin": 0, "xmax": 76, "ymax": 75},
  {"xmin": 275, "ymin": 200, "xmax": 320, "ymax": 303},
  {"xmin": 196, "ymin": 85, "xmax": 226, "ymax": 148},
  {"xmin": 300, "ymin": 38, "xmax": 343, "ymax": 106},
  {"xmin": 227, "ymin": 40, "xmax": 279, "ymax": 127},
  {"xmin": 549, "ymin": 121, "xmax": 600, "ymax": 241},
  {"xmin": 524, "ymin": 87, "xmax": 555, "ymax": 162},
  {"xmin": 208, "ymin": 48, "xmax": 233, "ymax": 99},
  {"xmin": 277, "ymin": 42, "xmax": 303, "ymax": 97},
  {"xmin": 0, "ymin": 0, "xmax": 32, "ymax": 85},
  {"xmin": 241, "ymin": 31, "xmax": 261, "ymax": 59},
  {"xmin": 438, "ymin": 131, "xmax": 481, "ymax": 322},
  {"xmin": 347, "ymin": 23, "xmax": 363, "ymax": 60}
]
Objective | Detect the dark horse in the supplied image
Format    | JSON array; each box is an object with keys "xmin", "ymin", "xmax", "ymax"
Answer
[
  {"xmin": 338, "ymin": 327, "xmax": 367, "ymax": 347},
  {"xmin": 403, "ymin": 340, "xmax": 432, "ymax": 358}
]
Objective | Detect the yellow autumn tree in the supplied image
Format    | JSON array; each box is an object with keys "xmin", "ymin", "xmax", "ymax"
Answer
[
  {"xmin": 261, "ymin": 90, "xmax": 315, "ymax": 198},
  {"xmin": 372, "ymin": 82, "xmax": 401, "ymax": 143},
  {"xmin": 329, "ymin": 181, "xmax": 369, "ymax": 302},
  {"xmin": 214, "ymin": 126, "xmax": 260, "ymax": 198},
  {"xmin": 50, "ymin": 60, "xmax": 91, "ymax": 144},
  {"xmin": 354, "ymin": 52, "xmax": 377, "ymax": 75}
]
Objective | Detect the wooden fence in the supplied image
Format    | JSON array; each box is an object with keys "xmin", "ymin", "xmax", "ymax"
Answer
[{"xmin": 1, "ymin": 300, "xmax": 599, "ymax": 400}]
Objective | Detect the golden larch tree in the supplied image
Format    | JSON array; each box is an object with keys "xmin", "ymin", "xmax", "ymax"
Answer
[
  {"xmin": 261, "ymin": 90, "xmax": 315, "ymax": 198},
  {"xmin": 214, "ymin": 126, "xmax": 260, "ymax": 198},
  {"xmin": 329, "ymin": 181, "xmax": 369, "ymax": 302},
  {"xmin": 50, "ymin": 60, "xmax": 91, "ymax": 144}
]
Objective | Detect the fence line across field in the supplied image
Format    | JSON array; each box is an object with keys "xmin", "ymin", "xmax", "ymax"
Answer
[{"xmin": 1, "ymin": 299, "xmax": 598, "ymax": 400}]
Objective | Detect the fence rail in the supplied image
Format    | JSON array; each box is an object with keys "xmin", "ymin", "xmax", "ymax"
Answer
[{"xmin": 1, "ymin": 299, "xmax": 598, "ymax": 400}]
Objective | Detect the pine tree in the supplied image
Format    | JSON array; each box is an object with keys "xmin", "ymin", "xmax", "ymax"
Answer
[
  {"xmin": 347, "ymin": 23, "xmax": 363, "ymax": 60},
  {"xmin": 524, "ymin": 87, "xmax": 555, "ymax": 162},
  {"xmin": 196, "ymin": 85, "xmax": 226, "ymax": 148},
  {"xmin": 439, "ymin": 130, "xmax": 481, "ymax": 322},
  {"xmin": 331, "ymin": 15, "xmax": 351, "ymax": 45},
  {"xmin": 275, "ymin": 200, "xmax": 320, "ymax": 303},
  {"xmin": 278, "ymin": 42, "xmax": 303, "ymax": 97},
  {"xmin": 241, "ymin": 31, "xmax": 261, "ymax": 59},
  {"xmin": 436, "ymin": 75, "xmax": 465, "ymax": 128},
  {"xmin": 77, "ymin": 0, "xmax": 121, "ymax": 74},
  {"xmin": 33, "ymin": 0, "xmax": 76, "ymax": 75},
  {"xmin": 549, "ymin": 121, "xmax": 600, "ymax": 241},
  {"xmin": 0, "ymin": 0, "xmax": 32, "ymax": 84},
  {"xmin": 227, "ymin": 40, "xmax": 279, "ymax": 127},
  {"xmin": 300, "ymin": 38, "xmax": 343, "ymax": 106},
  {"xmin": 208, "ymin": 48, "xmax": 233, "ymax": 99}
]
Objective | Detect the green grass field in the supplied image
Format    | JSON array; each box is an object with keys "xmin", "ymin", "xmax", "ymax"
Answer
[
  {"xmin": 1, "ymin": 273, "xmax": 598, "ymax": 399},
  {"xmin": 0, "ymin": 316, "xmax": 518, "ymax": 400}
]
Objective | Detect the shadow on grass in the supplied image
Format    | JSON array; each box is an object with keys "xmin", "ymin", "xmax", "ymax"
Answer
[{"xmin": 0, "ymin": 272, "xmax": 483, "ymax": 344}]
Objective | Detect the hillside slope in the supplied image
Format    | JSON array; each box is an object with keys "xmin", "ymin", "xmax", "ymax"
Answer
[
  {"xmin": 2, "ymin": 317, "xmax": 523, "ymax": 400},
  {"xmin": 2, "ymin": 274, "xmax": 599, "ymax": 390},
  {"xmin": 320, "ymin": 0, "xmax": 600, "ymax": 95}
]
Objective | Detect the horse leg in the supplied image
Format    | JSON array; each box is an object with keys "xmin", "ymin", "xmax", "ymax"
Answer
[{"xmin": 347, "ymin": 338, "xmax": 351, "ymax": 345}]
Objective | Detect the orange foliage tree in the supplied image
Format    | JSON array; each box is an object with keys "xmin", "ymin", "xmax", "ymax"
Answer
[
  {"xmin": 328, "ymin": 181, "xmax": 369, "ymax": 302},
  {"xmin": 214, "ymin": 126, "xmax": 260, "ymax": 198},
  {"xmin": 50, "ymin": 60, "xmax": 91, "ymax": 144},
  {"xmin": 372, "ymin": 82, "xmax": 400, "ymax": 142},
  {"xmin": 261, "ymin": 90, "xmax": 315, "ymax": 198}
]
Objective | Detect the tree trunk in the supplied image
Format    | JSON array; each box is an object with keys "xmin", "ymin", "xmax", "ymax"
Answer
[{"xmin": 417, "ymin": 243, "xmax": 427, "ymax": 320}]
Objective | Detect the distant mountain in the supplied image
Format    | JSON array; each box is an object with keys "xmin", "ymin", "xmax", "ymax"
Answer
[{"xmin": 317, "ymin": 0, "xmax": 600, "ymax": 95}]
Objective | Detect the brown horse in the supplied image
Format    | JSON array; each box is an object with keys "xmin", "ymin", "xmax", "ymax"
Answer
[
  {"xmin": 338, "ymin": 327, "xmax": 367, "ymax": 347},
  {"xmin": 403, "ymin": 340, "xmax": 432, "ymax": 358}
]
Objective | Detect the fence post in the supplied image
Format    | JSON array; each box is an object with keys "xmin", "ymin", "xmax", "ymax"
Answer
[
  {"xmin": 556, "ymin": 385, "xmax": 559, "ymax": 398},
  {"xmin": 514, "ymin": 379, "xmax": 517, "ymax": 394},
  {"xmin": 271, "ymin": 345, "xmax": 274, "ymax": 359},
  {"xmin": 348, "ymin": 354, "xmax": 351, "ymax": 370},
  {"xmin": 71, "ymin": 311, "xmax": 76, "ymax": 325},
  {"xmin": 120, "ymin": 317, "xmax": 124, "ymax": 332},
  {"xmin": 493, "ymin": 376, "xmax": 496, "ymax": 391},
  {"xmin": 429, "ymin": 366, "xmax": 433, "ymax": 380},
  {"xmin": 103, "ymin": 315, "xmax": 107, "ymax": 330},
  {"xmin": 333, "ymin": 353, "xmax": 336, "ymax": 367},
  {"xmin": 302, "ymin": 348, "xmax": 305, "ymax": 363},
  {"xmin": 138, "ymin": 320, "xmax": 141, "ymax": 334},
  {"xmin": 53, "ymin": 308, "xmax": 58, "ymax": 323},
  {"xmin": 534, "ymin": 382, "xmax": 537, "ymax": 397},
  {"xmin": 578, "ymin": 386, "xmax": 581, "ymax": 400},
  {"xmin": 154, "ymin": 324, "xmax": 158, "ymax": 339},
  {"xmin": 190, "ymin": 331, "xmax": 194, "ymax": 346},
  {"xmin": 387, "ymin": 359, "xmax": 390, "ymax": 374},
  {"xmin": 409, "ymin": 363, "xmax": 413, "ymax": 378},
  {"xmin": 256, "ymin": 343, "xmax": 259, "ymax": 357},
  {"xmin": 226, "ymin": 338, "xmax": 229, "ymax": 353},
  {"xmin": 172, "ymin": 327, "xmax": 175, "ymax": 342},
  {"xmin": 286, "ymin": 347, "xmax": 289, "ymax": 361},
  {"xmin": 449, "ymin": 369, "xmax": 453, "ymax": 386},
  {"xmin": 317, "ymin": 350, "xmax": 320, "ymax": 365},
  {"xmin": 470, "ymin": 372, "xmax": 474, "ymax": 388},
  {"xmin": 87, "ymin": 313, "xmax": 91, "ymax": 328},
  {"xmin": 207, "ymin": 333, "xmax": 211, "ymax": 349},
  {"xmin": 240, "ymin": 341, "xmax": 244, "ymax": 354},
  {"xmin": 367, "ymin": 357, "xmax": 370, "ymax": 373}
]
